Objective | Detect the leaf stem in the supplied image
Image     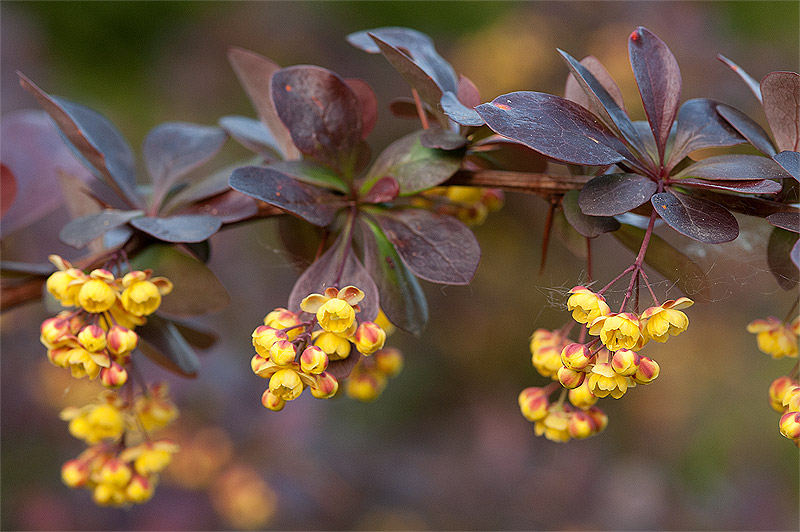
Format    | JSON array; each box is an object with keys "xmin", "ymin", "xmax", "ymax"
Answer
[{"xmin": 411, "ymin": 88, "xmax": 429, "ymax": 130}]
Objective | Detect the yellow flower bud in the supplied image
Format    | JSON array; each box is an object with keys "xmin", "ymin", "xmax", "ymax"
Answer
[
  {"xmin": 768, "ymin": 376, "xmax": 798, "ymax": 413},
  {"xmin": 589, "ymin": 312, "xmax": 643, "ymax": 352},
  {"xmin": 100, "ymin": 362, "xmax": 128, "ymax": 388},
  {"xmin": 78, "ymin": 273, "xmax": 117, "ymax": 313},
  {"xmin": 568, "ymin": 410, "xmax": 597, "ymax": 439},
  {"xmin": 77, "ymin": 324, "xmax": 107, "ymax": 353},
  {"xmin": 345, "ymin": 370, "xmax": 386, "ymax": 402},
  {"xmin": 313, "ymin": 330, "xmax": 352, "ymax": 360},
  {"xmin": 269, "ymin": 339, "xmax": 297, "ymax": 366},
  {"xmin": 317, "ymin": 298, "xmax": 355, "ymax": 334},
  {"xmin": 61, "ymin": 459, "xmax": 90, "ymax": 488},
  {"xmin": 611, "ymin": 349, "xmax": 640, "ymax": 376},
  {"xmin": 300, "ymin": 346, "xmax": 329, "ymax": 374},
  {"xmin": 252, "ymin": 326, "xmax": 286, "ymax": 358},
  {"xmin": 106, "ymin": 325, "xmax": 138, "ymax": 357},
  {"xmin": 261, "ymin": 389, "xmax": 286, "ymax": 411},
  {"xmin": 587, "ymin": 362, "xmax": 629, "ymax": 399},
  {"xmin": 557, "ymin": 366, "xmax": 585, "ymax": 389},
  {"xmin": 310, "ymin": 372, "xmax": 339, "ymax": 399},
  {"xmin": 97, "ymin": 458, "xmax": 133, "ymax": 487},
  {"xmin": 567, "ymin": 286, "xmax": 611, "ymax": 325},
  {"xmin": 40, "ymin": 317, "xmax": 71, "ymax": 349},
  {"xmin": 46, "ymin": 268, "xmax": 86, "ymax": 307},
  {"xmin": 568, "ymin": 380, "xmax": 598, "ymax": 409},
  {"xmin": 561, "ymin": 343, "xmax": 592, "ymax": 370},
  {"xmin": 353, "ymin": 321, "xmax": 386, "ymax": 355},
  {"xmin": 518, "ymin": 387, "xmax": 549, "ymax": 422},
  {"xmin": 373, "ymin": 348, "xmax": 404, "ymax": 377},
  {"xmin": 263, "ymin": 308, "xmax": 303, "ymax": 340},
  {"xmin": 126, "ymin": 474, "xmax": 155, "ymax": 503},
  {"xmin": 633, "ymin": 356, "xmax": 660, "ymax": 384},
  {"xmin": 269, "ymin": 368, "xmax": 304, "ymax": 401},
  {"xmin": 779, "ymin": 411, "xmax": 800, "ymax": 439}
]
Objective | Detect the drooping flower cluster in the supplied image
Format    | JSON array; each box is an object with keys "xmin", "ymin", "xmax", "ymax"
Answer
[
  {"xmin": 748, "ymin": 315, "xmax": 800, "ymax": 445},
  {"xmin": 415, "ymin": 185, "xmax": 505, "ymax": 226},
  {"xmin": 250, "ymin": 286, "xmax": 391, "ymax": 411},
  {"xmin": 42, "ymin": 255, "xmax": 173, "ymax": 388},
  {"xmin": 59, "ymin": 386, "xmax": 179, "ymax": 506},
  {"xmin": 519, "ymin": 285, "xmax": 693, "ymax": 442}
]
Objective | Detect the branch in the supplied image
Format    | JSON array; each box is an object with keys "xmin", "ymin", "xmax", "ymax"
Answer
[{"xmin": 443, "ymin": 169, "xmax": 591, "ymax": 197}]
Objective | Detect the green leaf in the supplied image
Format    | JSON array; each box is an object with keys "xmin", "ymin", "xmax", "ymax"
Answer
[
  {"xmin": 613, "ymin": 223, "xmax": 711, "ymax": 299},
  {"xmin": 361, "ymin": 218, "xmax": 428, "ymax": 335},
  {"xmin": 267, "ymin": 160, "xmax": 348, "ymax": 193},
  {"xmin": 130, "ymin": 244, "xmax": 230, "ymax": 316},
  {"xmin": 136, "ymin": 314, "xmax": 200, "ymax": 377},
  {"xmin": 362, "ymin": 130, "xmax": 463, "ymax": 196}
]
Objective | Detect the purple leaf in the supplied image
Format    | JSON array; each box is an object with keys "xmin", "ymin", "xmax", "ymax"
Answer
[
  {"xmin": 271, "ymin": 66, "xmax": 363, "ymax": 171},
  {"xmin": 674, "ymin": 178, "xmax": 781, "ymax": 194},
  {"xmin": 374, "ymin": 208, "xmax": 480, "ymax": 285},
  {"xmin": 578, "ymin": 173, "xmax": 657, "ymax": 216},
  {"xmin": 227, "ymin": 47, "xmax": 299, "ymax": 159},
  {"xmin": 761, "ymin": 71, "xmax": 800, "ymax": 152},
  {"xmin": 476, "ymin": 92, "xmax": 632, "ymax": 166},
  {"xmin": 361, "ymin": 176, "xmax": 400, "ymax": 204},
  {"xmin": 130, "ymin": 244, "xmax": 230, "ymax": 316},
  {"xmin": 326, "ymin": 352, "xmax": 363, "ymax": 381},
  {"xmin": 628, "ymin": 27, "xmax": 682, "ymax": 164},
  {"xmin": 287, "ymin": 233, "xmax": 379, "ymax": 321},
  {"xmin": 773, "ymin": 150, "xmax": 799, "ymax": 181},
  {"xmin": 229, "ymin": 166, "xmax": 346, "ymax": 227},
  {"xmin": 767, "ymin": 227, "xmax": 799, "ymax": 289},
  {"xmin": 652, "ymin": 190, "xmax": 738, "ymax": 243},
  {"xmin": 59, "ymin": 209, "xmax": 144, "ymax": 249},
  {"xmin": 144, "ymin": 122, "xmax": 227, "ymax": 205},
  {"xmin": 441, "ymin": 91, "xmax": 484, "ymax": 126},
  {"xmin": 0, "ymin": 164, "xmax": 16, "ymax": 218},
  {"xmin": 687, "ymin": 189, "xmax": 791, "ymax": 218},
  {"xmin": 562, "ymin": 190, "xmax": 620, "ymax": 237},
  {"xmin": 715, "ymin": 103, "xmax": 777, "ymax": 156},
  {"xmin": 613, "ymin": 223, "xmax": 711, "ymax": 299},
  {"xmin": 457, "ymin": 75, "xmax": 481, "ymax": 108},
  {"xmin": 130, "ymin": 214, "xmax": 222, "ymax": 243},
  {"xmin": 667, "ymin": 99, "xmax": 746, "ymax": 169},
  {"xmin": 136, "ymin": 314, "xmax": 200, "ymax": 377},
  {"xmin": 767, "ymin": 211, "xmax": 800, "ymax": 233},
  {"xmin": 362, "ymin": 130, "xmax": 462, "ymax": 196},
  {"xmin": 18, "ymin": 73, "xmax": 140, "ymax": 206},
  {"xmin": 175, "ymin": 190, "xmax": 257, "ymax": 224},
  {"xmin": 218, "ymin": 116, "xmax": 283, "ymax": 158},
  {"xmin": 564, "ymin": 55, "xmax": 626, "ymax": 112},
  {"xmin": 674, "ymin": 154, "xmax": 792, "ymax": 181},
  {"xmin": 345, "ymin": 78, "xmax": 378, "ymax": 139},
  {"xmin": 717, "ymin": 54, "xmax": 762, "ymax": 102},
  {"xmin": 361, "ymin": 218, "xmax": 428, "ymax": 335},
  {"xmin": 420, "ymin": 127, "xmax": 469, "ymax": 150},
  {"xmin": 348, "ymin": 26, "xmax": 437, "ymax": 55},
  {"xmin": 267, "ymin": 160, "xmax": 348, "ymax": 193},
  {"xmin": 559, "ymin": 50, "xmax": 649, "ymax": 162},
  {"xmin": 163, "ymin": 160, "xmax": 251, "ymax": 214}
]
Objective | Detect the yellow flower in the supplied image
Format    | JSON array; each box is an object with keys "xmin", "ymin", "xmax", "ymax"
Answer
[
  {"xmin": 568, "ymin": 410, "xmax": 597, "ymax": 439},
  {"xmin": 374, "ymin": 309, "xmax": 396, "ymax": 336},
  {"xmin": 746, "ymin": 317, "xmax": 799, "ymax": 359},
  {"xmin": 106, "ymin": 325, "xmax": 138, "ymax": 357},
  {"xmin": 39, "ymin": 316, "xmax": 71, "ymax": 349},
  {"xmin": 263, "ymin": 308, "xmax": 303, "ymax": 340},
  {"xmin": 96, "ymin": 458, "xmax": 133, "ymax": 487},
  {"xmin": 534, "ymin": 407, "xmax": 571, "ymax": 442},
  {"xmin": 121, "ymin": 440, "xmax": 180, "ymax": 476},
  {"xmin": 300, "ymin": 346, "xmax": 329, "ymax": 374},
  {"xmin": 587, "ymin": 363, "xmax": 629, "ymax": 399},
  {"xmin": 61, "ymin": 459, "xmax": 90, "ymax": 488},
  {"xmin": 269, "ymin": 368, "xmax": 304, "ymax": 401},
  {"xmin": 261, "ymin": 390, "xmax": 286, "ymax": 411},
  {"xmin": 312, "ymin": 330, "xmax": 352, "ymax": 360},
  {"xmin": 126, "ymin": 474, "xmax": 155, "ymax": 503},
  {"xmin": 567, "ymin": 286, "xmax": 611, "ymax": 325},
  {"xmin": 77, "ymin": 270, "xmax": 118, "ymax": 313},
  {"xmin": 373, "ymin": 348, "xmax": 404, "ymax": 377},
  {"xmin": 518, "ymin": 387, "xmax": 549, "ymax": 422},
  {"xmin": 269, "ymin": 339, "xmax": 297, "ymax": 366},
  {"xmin": 46, "ymin": 255, "xmax": 87, "ymax": 307},
  {"xmin": 641, "ymin": 297, "xmax": 693, "ymax": 342},
  {"xmin": 769, "ymin": 377, "xmax": 799, "ymax": 413},
  {"xmin": 568, "ymin": 380, "xmax": 598, "ymax": 409},
  {"xmin": 301, "ymin": 286, "xmax": 365, "ymax": 334},
  {"xmin": 345, "ymin": 369, "xmax": 386, "ymax": 402},
  {"xmin": 353, "ymin": 321, "xmax": 386, "ymax": 355},
  {"xmin": 530, "ymin": 329, "xmax": 568, "ymax": 379},
  {"xmin": 134, "ymin": 383, "xmax": 179, "ymax": 431},
  {"xmin": 61, "ymin": 399, "xmax": 125, "ymax": 444},
  {"xmin": 309, "ymin": 372, "xmax": 339, "ymax": 399},
  {"xmin": 589, "ymin": 312, "xmax": 643, "ymax": 351},
  {"xmin": 77, "ymin": 324, "xmax": 107, "ymax": 353},
  {"xmin": 93, "ymin": 483, "xmax": 128, "ymax": 507},
  {"xmin": 120, "ymin": 270, "xmax": 172, "ymax": 317},
  {"xmin": 252, "ymin": 326, "xmax": 287, "ymax": 358}
]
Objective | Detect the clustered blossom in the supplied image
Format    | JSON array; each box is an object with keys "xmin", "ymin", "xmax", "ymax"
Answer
[
  {"xmin": 59, "ymin": 387, "xmax": 179, "ymax": 506},
  {"xmin": 519, "ymin": 286, "xmax": 692, "ymax": 442},
  {"xmin": 415, "ymin": 185, "xmax": 504, "ymax": 226},
  {"xmin": 748, "ymin": 315, "xmax": 800, "ymax": 445},
  {"xmin": 250, "ymin": 286, "xmax": 399, "ymax": 411}
]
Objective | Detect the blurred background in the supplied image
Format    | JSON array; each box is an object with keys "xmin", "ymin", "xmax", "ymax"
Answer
[{"xmin": 2, "ymin": 1, "xmax": 798, "ymax": 530}]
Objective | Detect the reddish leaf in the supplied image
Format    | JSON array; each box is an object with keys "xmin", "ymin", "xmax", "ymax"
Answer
[
  {"xmin": 674, "ymin": 154, "xmax": 792, "ymax": 181},
  {"xmin": 373, "ymin": 208, "xmax": 480, "ymax": 285},
  {"xmin": 136, "ymin": 314, "xmax": 200, "ymax": 377},
  {"xmin": 388, "ymin": 98, "xmax": 439, "ymax": 123},
  {"xmin": 652, "ymin": 190, "xmax": 738, "ymax": 243},
  {"xmin": 420, "ymin": 128, "xmax": 469, "ymax": 150},
  {"xmin": 441, "ymin": 91, "xmax": 484, "ymax": 126},
  {"xmin": 362, "ymin": 130, "xmax": 462, "ymax": 196},
  {"xmin": 287, "ymin": 233, "xmax": 379, "ymax": 321},
  {"xmin": 176, "ymin": 190, "xmax": 257, "ymax": 224},
  {"xmin": 271, "ymin": 66, "xmax": 362, "ymax": 171},
  {"xmin": 687, "ymin": 189, "xmax": 792, "ymax": 218},
  {"xmin": 767, "ymin": 211, "xmax": 800, "ymax": 233},
  {"xmin": 326, "ymin": 352, "xmax": 363, "ymax": 381},
  {"xmin": 773, "ymin": 150, "xmax": 799, "ymax": 181},
  {"xmin": 628, "ymin": 27, "xmax": 682, "ymax": 164},
  {"xmin": 768, "ymin": 227, "xmax": 799, "ymax": 289},
  {"xmin": 361, "ymin": 218, "xmax": 428, "ymax": 335},
  {"xmin": 457, "ymin": 74, "xmax": 481, "ymax": 108},
  {"xmin": 716, "ymin": 103, "xmax": 777, "ymax": 156},
  {"xmin": 164, "ymin": 159, "xmax": 255, "ymax": 214},
  {"xmin": 229, "ymin": 166, "xmax": 346, "ymax": 227},
  {"xmin": 613, "ymin": 223, "xmax": 711, "ymax": 299},
  {"xmin": 578, "ymin": 173, "xmax": 657, "ymax": 216},
  {"xmin": 267, "ymin": 160, "xmax": 348, "ymax": 193},
  {"xmin": 717, "ymin": 54, "xmax": 762, "ymax": 102},
  {"xmin": 59, "ymin": 209, "xmax": 144, "ymax": 249},
  {"xmin": 218, "ymin": 116, "xmax": 283, "ymax": 158},
  {"xmin": 673, "ymin": 178, "xmax": 781, "ymax": 195},
  {"xmin": 1, "ymin": 164, "xmax": 17, "ymax": 218},
  {"xmin": 227, "ymin": 47, "xmax": 299, "ymax": 159},
  {"xmin": 130, "ymin": 215, "xmax": 222, "ymax": 243},
  {"xmin": 667, "ymin": 99, "xmax": 746, "ymax": 169},
  {"xmin": 562, "ymin": 190, "xmax": 620, "ymax": 238},
  {"xmin": 559, "ymin": 51, "xmax": 648, "ymax": 161},
  {"xmin": 345, "ymin": 78, "xmax": 378, "ymax": 139},
  {"xmin": 361, "ymin": 176, "xmax": 399, "ymax": 204},
  {"xmin": 18, "ymin": 73, "xmax": 140, "ymax": 206},
  {"xmin": 761, "ymin": 71, "xmax": 800, "ymax": 152},
  {"xmin": 476, "ymin": 92, "xmax": 631, "ymax": 166},
  {"xmin": 131, "ymin": 244, "xmax": 230, "ymax": 316},
  {"xmin": 564, "ymin": 55, "xmax": 626, "ymax": 112}
]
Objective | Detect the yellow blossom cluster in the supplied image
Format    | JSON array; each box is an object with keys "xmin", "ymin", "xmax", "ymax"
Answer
[
  {"xmin": 518, "ymin": 386, "xmax": 608, "ymax": 442},
  {"xmin": 747, "ymin": 316, "xmax": 799, "ymax": 359},
  {"xmin": 770, "ymin": 376, "xmax": 800, "ymax": 446},
  {"xmin": 415, "ymin": 186, "xmax": 504, "ymax": 226},
  {"xmin": 250, "ymin": 286, "xmax": 393, "ymax": 411},
  {"xmin": 59, "ymin": 386, "xmax": 179, "ymax": 506},
  {"xmin": 346, "ymin": 347, "xmax": 404, "ymax": 402}
]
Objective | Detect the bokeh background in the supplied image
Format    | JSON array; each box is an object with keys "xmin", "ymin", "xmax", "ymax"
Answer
[{"xmin": 2, "ymin": 1, "xmax": 798, "ymax": 530}]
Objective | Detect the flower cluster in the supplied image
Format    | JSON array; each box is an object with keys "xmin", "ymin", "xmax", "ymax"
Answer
[
  {"xmin": 59, "ymin": 386, "xmax": 179, "ymax": 506},
  {"xmin": 415, "ymin": 185, "xmax": 505, "ymax": 226},
  {"xmin": 250, "ymin": 286, "xmax": 391, "ymax": 411},
  {"xmin": 518, "ymin": 385, "xmax": 608, "ymax": 442},
  {"xmin": 42, "ymin": 255, "xmax": 173, "ymax": 388},
  {"xmin": 346, "ymin": 347, "xmax": 404, "ymax": 402},
  {"xmin": 748, "ymin": 314, "xmax": 799, "ymax": 445}
]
